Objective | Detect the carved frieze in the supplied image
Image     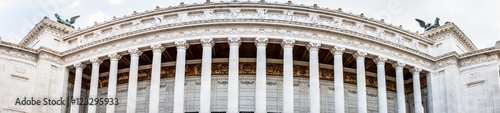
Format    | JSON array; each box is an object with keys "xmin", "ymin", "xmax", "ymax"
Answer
[
  {"xmin": 62, "ymin": 23, "xmax": 434, "ymax": 69},
  {"xmin": 459, "ymin": 54, "xmax": 498, "ymax": 67},
  {"xmin": 0, "ymin": 46, "xmax": 37, "ymax": 61},
  {"xmin": 39, "ymin": 52, "xmax": 63, "ymax": 64},
  {"xmin": 433, "ymin": 58, "xmax": 457, "ymax": 69}
]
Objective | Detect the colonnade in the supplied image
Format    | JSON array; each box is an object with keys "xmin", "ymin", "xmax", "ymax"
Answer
[{"xmin": 69, "ymin": 37, "xmax": 425, "ymax": 113}]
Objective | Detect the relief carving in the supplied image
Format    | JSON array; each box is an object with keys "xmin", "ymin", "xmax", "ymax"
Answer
[{"xmin": 240, "ymin": 81, "xmax": 255, "ymax": 85}]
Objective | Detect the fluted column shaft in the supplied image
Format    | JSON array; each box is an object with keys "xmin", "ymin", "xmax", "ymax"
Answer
[
  {"xmin": 149, "ymin": 44, "xmax": 164, "ymax": 113},
  {"xmin": 88, "ymin": 58, "xmax": 102, "ymax": 113},
  {"xmin": 255, "ymin": 37, "xmax": 268, "ymax": 113},
  {"xmin": 308, "ymin": 42, "xmax": 321, "ymax": 113},
  {"xmin": 71, "ymin": 63, "xmax": 86, "ymax": 113},
  {"xmin": 411, "ymin": 68, "xmax": 423, "ymax": 113},
  {"xmin": 227, "ymin": 37, "xmax": 241, "ymax": 113},
  {"xmin": 393, "ymin": 62, "xmax": 406, "ymax": 113},
  {"xmin": 174, "ymin": 41, "xmax": 189, "ymax": 113},
  {"xmin": 355, "ymin": 51, "xmax": 367, "ymax": 113},
  {"xmin": 106, "ymin": 53, "xmax": 121, "ymax": 113},
  {"xmin": 200, "ymin": 38, "xmax": 214, "ymax": 113},
  {"xmin": 127, "ymin": 49, "xmax": 142, "ymax": 113},
  {"xmin": 375, "ymin": 57, "xmax": 388, "ymax": 113},
  {"xmin": 282, "ymin": 39, "xmax": 295, "ymax": 113},
  {"xmin": 331, "ymin": 47, "xmax": 345, "ymax": 113}
]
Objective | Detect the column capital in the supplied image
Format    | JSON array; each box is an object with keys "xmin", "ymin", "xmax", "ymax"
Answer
[
  {"xmin": 108, "ymin": 52, "xmax": 122, "ymax": 61},
  {"xmin": 128, "ymin": 48, "xmax": 143, "ymax": 57},
  {"xmin": 150, "ymin": 43, "xmax": 165, "ymax": 53},
  {"xmin": 90, "ymin": 58, "xmax": 103, "ymax": 65},
  {"xmin": 330, "ymin": 46, "xmax": 345, "ymax": 55},
  {"xmin": 228, "ymin": 36, "xmax": 241, "ymax": 46},
  {"xmin": 201, "ymin": 38, "xmax": 215, "ymax": 47},
  {"xmin": 73, "ymin": 62, "xmax": 86, "ymax": 69},
  {"xmin": 281, "ymin": 38, "xmax": 295, "ymax": 48},
  {"xmin": 307, "ymin": 42, "xmax": 321, "ymax": 51},
  {"xmin": 374, "ymin": 57, "xmax": 387, "ymax": 64},
  {"xmin": 392, "ymin": 62, "xmax": 406, "ymax": 69},
  {"xmin": 175, "ymin": 40, "xmax": 190, "ymax": 49},
  {"xmin": 255, "ymin": 37, "xmax": 268, "ymax": 47},
  {"xmin": 354, "ymin": 51, "xmax": 367, "ymax": 60},
  {"xmin": 409, "ymin": 67, "xmax": 422, "ymax": 75}
]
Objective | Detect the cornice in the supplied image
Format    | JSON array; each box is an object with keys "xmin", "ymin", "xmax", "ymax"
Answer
[
  {"xmin": 61, "ymin": 1, "xmax": 430, "ymax": 43},
  {"xmin": 1, "ymin": 40, "xmax": 64, "ymax": 64},
  {"xmin": 18, "ymin": 19, "xmax": 75, "ymax": 46},
  {"xmin": 58, "ymin": 18, "xmax": 435, "ymax": 60},
  {"xmin": 423, "ymin": 23, "xmax": 478, "ymax": 51}
]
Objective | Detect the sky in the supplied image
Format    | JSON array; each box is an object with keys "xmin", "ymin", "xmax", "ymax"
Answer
[{"xmin": 0, "ymin": 0, "xmax": 499, "ymax": 49}]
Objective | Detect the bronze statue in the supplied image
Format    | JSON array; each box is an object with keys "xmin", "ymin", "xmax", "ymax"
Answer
[
  {"xmin": 54, "ymin": 13, "xmax": 80, "ymax": 28},
  {"xmin": 415, "ymin": 17, "xmax": 441, "ymax": 31}
]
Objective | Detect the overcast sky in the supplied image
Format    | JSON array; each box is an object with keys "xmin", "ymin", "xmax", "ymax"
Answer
[{"xmin": 0, "ymin": 0, "xmax": 499, "ymax": 49}]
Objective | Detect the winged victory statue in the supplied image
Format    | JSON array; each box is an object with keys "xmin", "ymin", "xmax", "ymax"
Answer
[
  {"xmin": 55, "ymin": 13, "xmax": 80, "ymax": 28},
  {"xmin": 415, "ymin": 17, "xmax": 441, "ymax": 31}
]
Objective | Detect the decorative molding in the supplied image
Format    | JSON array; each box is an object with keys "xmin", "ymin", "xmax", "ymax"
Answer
[
  {"xmin": 353, "ymin": 51, "xmax": 367, "ymax": 60},
  {"xmin": 150, "ymin": 43, "xmax": 165, "ymax": 53},
  {"xmin": 0, "ymin": 44, "xmax": 37, "ymax": 61},
  {"xmin": 409, "ymin": 67, "xmax": 422, "ymax": 75},
  {"xmin": 200, "ymin": 38, "xmax": 215, "ymax": 47},
  {"xmin": 392, "ymin": 62, "xmax": 406, "ymax": 69},
  {"xmin": 374, "ymin": 57, "xmax": 387, "ymax": 64},
  {"xmin": 306, "ymin": 42, "xmax": 321, "ymax": 51},
  {"xmin": 19, "ymin": 19, "xmax": 74, "ymax": 46},
  {"xmin": 254, "ymin": 37, "xmax": 268, "ymax": 47},
  {"xmin": 330, "ymin": 46, "xmax": 345, "ymax": 55},
  {"xmin": 107, "ymin": 52, "xmax": 122, "ymax": 61},
  {"xmin": 433, "ymin": 58, "xmax": 457, "ymax": 69},
  {"xmin": 217, "ymin": 81, "xmax": 228, "ymax": 85},
  {"xmin": 227, "ymin": 36, "xmax": 241, "ymax": 46},
  {"xmin": 175, "ymin": 40, "xmax": 190, "ymax": 49},
  {"xmin": 459, "ymin": 54, "xmax": 497, "ymax": 67},
  {"xmin": 39, "ymin": 52, "xmax": 63, "ymax": 64},
  {"xmin": 73, "ymin": 62, "xmax": 86, "ymax": 69},
  {"xmin": 90, "ymin": 57, "xmax": 103, "ymax": 65},
  {"xmin": 281, "ymin": 39, "xmax": 295, "ymax": 48},
  {"xmin": 240, "ymin": 81, "xmax": 254, "ymax": 85},
  {"xmin": 424, "ymin": 23, "xmax": 478, "ymax": 51},
  {"xmin": 128, "ymin": 48, "xmax": 143, "ymax": 57},
  {"xmin": 266, "ymin": 82, "xmax": 277, "ymax": 86}
]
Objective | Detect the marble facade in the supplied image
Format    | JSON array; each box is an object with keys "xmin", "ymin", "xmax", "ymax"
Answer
[{"xmin": 0, "ymin": 1, "xmax": 499, "ymax": 113}]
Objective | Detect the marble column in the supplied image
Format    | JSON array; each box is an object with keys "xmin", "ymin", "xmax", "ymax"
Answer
[
  {"xmin": 107, "ymin": 53, "xmax": 122, "ymax": 113},
  {"xmin": 282, "ymin": 39, "xmax": 295, "ymax": 113},
  {"xmin": 200, "ymin": 38, "xmax": 214, "ymax": 113},
  {"xmin": 374, "ymin": 57, "xmax": 388, "ymax": 113},
  {"xmin": 331, "ymin": 47, "xmax": 345, "ymax": 113},
  {"xmin": 255, "ymin": 37, "xmax": 268, "ymax": 113},
  {"xmin": 410, "ymin": 67, "xmax": 423, "ymax": 113},
  {"xmin": 149, "ymin": 44, "xmax": 164, "ymax": 113},
  {"xmin": 308, "ymin": 42, "xmax": 321, "ymax": 113},
  {"xmin": 174, "ymin": 40, "xmax": 189, "ymax": 113},
  {"xmin": 127, "ymin": 49, "xmax": 142, "ymax": 113},
  {"xmin": 71, "ymin": 63, "xmax": 86, "ymax": 113},
  {"xmin": 392, "ymin": 62, "xmax": 406, "ymax": 113},
  {"xmin": 227, "ymin": 37, "xmax": 241, "ymax": 113},
  {"xmin": 354, "ymin": 51, "xmax": 367, "ymax": 113},
  {"xmin": 88, "ymin": 58, "xmax": 102, "ymax": 113}
]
